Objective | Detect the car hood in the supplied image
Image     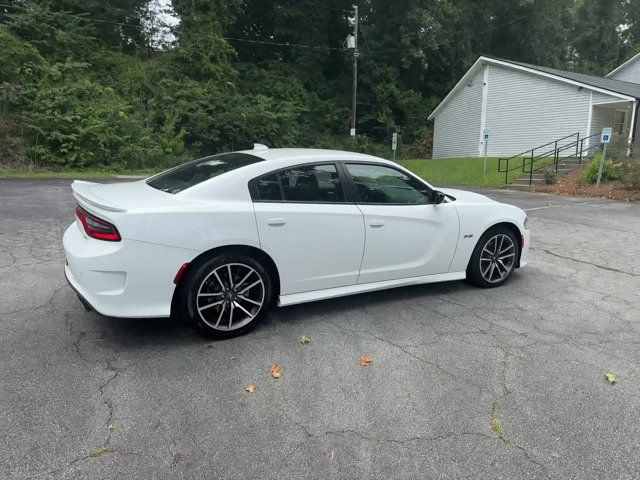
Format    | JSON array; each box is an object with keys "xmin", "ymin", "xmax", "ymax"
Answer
[{"xmin": 438, "ymin": 187, "xmax": 498, "ymax": 205}]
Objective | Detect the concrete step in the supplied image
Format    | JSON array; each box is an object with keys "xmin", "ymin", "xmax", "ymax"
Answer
[
  {"xmin": 503, "ymin": 184, "xmax": 534, "ymax": 191},
  {"xmin": 511, "ymin": 178, "xmax": 545, "ymax": 186},
  {"xmin": 558, "ymin": 160, "xmax": 586, "ymax": 166},
  {"xmin": 519, "ymin": 174, "xmax": 545, "ymax": 180},
  {"xmin": 557, "ymin": 160, "xmax": 582, "ymax": 165}
]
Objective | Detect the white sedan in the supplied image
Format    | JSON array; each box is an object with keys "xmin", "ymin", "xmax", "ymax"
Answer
[{"xmin": 64, "ymin": 146, "xmax": 529, "ymax": 338}]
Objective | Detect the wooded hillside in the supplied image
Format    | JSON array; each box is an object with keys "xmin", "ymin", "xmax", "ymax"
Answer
[{"xmin": 1, "ymin": 0, "xmax": 639, "ymax": 169}]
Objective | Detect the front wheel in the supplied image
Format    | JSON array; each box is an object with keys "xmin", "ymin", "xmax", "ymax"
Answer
[
  {"xmin": 467, "ymin": 227, "xmax": 519, "ymax": 288},
  {"xmin": 181, "ymin": 253, "xmax": 273, "ymax": 339}
]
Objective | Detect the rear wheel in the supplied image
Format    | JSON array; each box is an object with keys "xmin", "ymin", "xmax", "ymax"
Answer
[
  {"xmin": 181, "ymin": 253, "xmax": 273, "ymax": 339},
  {"xmin": 467, "ymin": 227, "xmax": 519, "ymax": 288}
]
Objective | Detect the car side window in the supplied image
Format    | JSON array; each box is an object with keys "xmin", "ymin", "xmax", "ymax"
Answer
[
  {"xmin": 254, "ymin": 164, "xmax": 346, "ymax": 203},
  {"xmin": 345, "ymin": 163, "xmax": 432, "ymax": 204}
]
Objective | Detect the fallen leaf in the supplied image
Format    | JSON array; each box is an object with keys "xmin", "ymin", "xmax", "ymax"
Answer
[
  {"xmin": 299, "ymin": 335, "xmax": 311, "ymax": 344},
  {"xmin": 107, "ymin": 423, "xmax": 122, "ymax": 432},
  {"xmin": 360, "ymin": 356, "xmax": 373, "ymax": 366},
  {"xmin": 272, "ymin": 371, "xmax": 283, "ymax": 379},
  {"xmin": 605, "ymin": 373, "xmax": 617, "ymax": 384},
  {"xmin": 89, "ymin": 447, "xmax": 112, "ymax": 457},
  {"xmin": 246, "ymin": 384, "xmax": 256, "ymax": 393},
  {"xmin": 268, "ymin": 364, "xmax": 281, "ymax": 373},
  {"xmin": 629, "ymin": 371, "xmax": 636, "ymax": 379}
]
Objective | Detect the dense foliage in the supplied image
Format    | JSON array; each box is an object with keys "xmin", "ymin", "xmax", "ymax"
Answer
[
  {"xmin": 3, "ymin": 0, "xmax": 640, "ymax": 169},
  {"xmin": 580, "ymin": 136, "xmax": 640, "ymax": 187}
]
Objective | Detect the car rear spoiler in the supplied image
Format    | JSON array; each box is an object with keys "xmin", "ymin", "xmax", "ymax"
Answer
[{"xmin": 71, "ymin": 180, "xmax": 127, "ymax": 212}]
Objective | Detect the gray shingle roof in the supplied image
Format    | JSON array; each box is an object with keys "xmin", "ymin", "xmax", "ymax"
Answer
[{"xmin": 486, "ymin": 56, "xmax": 640, "ymax": 99}]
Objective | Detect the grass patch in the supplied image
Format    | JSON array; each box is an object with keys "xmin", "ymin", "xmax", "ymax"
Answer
[
  {"xmin": 88, "ymin": 447, "xmax": 113, "ymax": 457},
  {"xmin": 491, "ymin": 418, "xmax": 502, "ymax": 434},
  {"xmin": 399, "ymin": 156, "xmax": 556, "ymax": 188},
  {"xmin": 0, "ymin": 168, "xmax": 158, "ymax": 179}
]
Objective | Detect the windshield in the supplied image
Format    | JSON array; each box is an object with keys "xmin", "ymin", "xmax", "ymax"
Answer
[{"xmin": 146, "ymin": 152, "xmax": 264, "ymax": 194}]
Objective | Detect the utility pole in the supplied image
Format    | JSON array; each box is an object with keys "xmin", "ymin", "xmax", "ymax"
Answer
[{"xmin": 350, "ymin": 5, "xmax": 359, "ymax": 138}]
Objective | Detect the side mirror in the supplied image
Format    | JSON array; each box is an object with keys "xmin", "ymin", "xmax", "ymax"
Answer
[{"xmin": 434, "ymin": 190, "xmax": 446, "ymax": 205}]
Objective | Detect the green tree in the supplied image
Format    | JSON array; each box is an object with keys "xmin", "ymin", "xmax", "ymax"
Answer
[{"xmin": 570, "ymin": 0, "xmax": 627, "ymax": 74}]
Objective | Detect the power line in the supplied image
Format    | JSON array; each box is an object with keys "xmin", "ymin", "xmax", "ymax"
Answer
[
  {"xmin": 467, "ymin": 13, "xmax": 534, "ymax": 39},
  {"xmin": 0, "ymin": 2, "xmax": 543, "ymax": 57},
  {"xmin": 223, "ymin": 36, "xmax": 342, "ymax": 51},
  {"xmin": 358, "ymin": 12, "xmax": 537, "ymax": 56},
  {"xmin": 293, "ymin": 0, "xmax": 352, "ymax": 14},
  {"xmin": 0, "ymin": 2, "xmax": 346, "ymax": 51}
]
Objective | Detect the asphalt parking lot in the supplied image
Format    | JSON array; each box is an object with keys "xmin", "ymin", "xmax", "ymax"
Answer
[{"xmin": 1, "ymin": 179, "xmax": 639, "ymax": 480}]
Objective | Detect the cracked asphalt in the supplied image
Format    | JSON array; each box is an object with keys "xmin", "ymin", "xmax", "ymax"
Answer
[{"xmin": 1, "ymin": 178, "xmax": 639, "ymax": 479}]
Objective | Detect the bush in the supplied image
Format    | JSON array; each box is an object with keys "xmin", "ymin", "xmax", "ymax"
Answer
[
  {"xmin": 544, "ymin": 168, "xmax": 557, "ymax": 184},
  {"xmin": 579, "ymin": 154, "xmax": 624, "ymax": 184},
  {"xmin": 621, "ymin": 157, "xmax": 640, "ymax": 189},
  {"xmin": 410, "ymin": 128, "xmax": 433, "ymax": 159}
]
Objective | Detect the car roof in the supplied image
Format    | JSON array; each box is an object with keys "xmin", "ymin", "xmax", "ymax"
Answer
[
  {"xmin": 176, "ymin": 147, "xmax": 408, "ymax": 200},
  {"xmin": 236, "ymin": 147, "xmax": 389, "ymax": 164}
]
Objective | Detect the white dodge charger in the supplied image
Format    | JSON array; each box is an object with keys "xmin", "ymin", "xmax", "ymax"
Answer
[{"xmin": 64, "ymin": 146, "xmax": 529, "ymax": 338}]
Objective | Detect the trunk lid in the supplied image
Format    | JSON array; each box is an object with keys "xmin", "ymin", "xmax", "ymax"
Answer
[{"xmin": 71, "ymin": 180, "xmax": 177, "ymax": 212}]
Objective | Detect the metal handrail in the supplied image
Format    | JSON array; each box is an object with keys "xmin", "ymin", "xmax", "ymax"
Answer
[
  {"xmin": 499, "ymin": 131, "xmax": 602, "ymax": 185},
  {"xmin": 498, "ymin": 132, "xmax": 580, "ymax": 172}
]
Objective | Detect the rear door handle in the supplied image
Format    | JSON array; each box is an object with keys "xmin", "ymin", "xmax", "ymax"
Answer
[
  {"xmin": 369, "ymin": 220, "xmax": 385, "ymax": 228},
  {"xmin": 267, "ymin": 218, "xmax": 287, "ymax": 227}
]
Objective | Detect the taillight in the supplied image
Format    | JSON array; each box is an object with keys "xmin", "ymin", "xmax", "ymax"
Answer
[{"xmin": 75, "ymin": 205, "xmax": 121, "ymax": 241}]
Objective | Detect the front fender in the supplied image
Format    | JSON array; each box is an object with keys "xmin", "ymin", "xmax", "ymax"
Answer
[{"xmin": 448, "ymin": 204, "xmax": 527, "ymax": 273}]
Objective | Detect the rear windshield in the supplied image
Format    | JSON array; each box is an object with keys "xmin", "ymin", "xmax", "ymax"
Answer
[{"xmin": 146, "ymin": 152, "xmax": 264, "ymax": 194}]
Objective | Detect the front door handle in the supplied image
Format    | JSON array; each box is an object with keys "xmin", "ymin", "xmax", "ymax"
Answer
[
  {"xmin": 267, "ymin": 218, "xmax": 287, "ymax": 227},
  {"xmin": 369, "ymin": 220, "xmax": 385, "ymax": 228}
]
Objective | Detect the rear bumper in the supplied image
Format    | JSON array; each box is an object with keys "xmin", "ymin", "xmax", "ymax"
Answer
[
  {"xmin": 63, "ymin": 222, "xmax": 197, "ymax": 318},
  {"xmin": 65, "ymin": 264, "xmax": 97, "ymax": 312}
]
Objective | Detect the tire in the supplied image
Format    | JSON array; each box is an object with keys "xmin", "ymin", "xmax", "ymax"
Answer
[
  {"xmin": 180, "ymin": 253, "xmax": 273, "ymax": 339},
  {"xmin": 466, "ymin": 226, "xmax": 519, "ymax": 288}
]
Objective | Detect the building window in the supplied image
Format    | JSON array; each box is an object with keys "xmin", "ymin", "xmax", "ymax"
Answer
[{"xmin": 613, "ymin": 110, "xmax": 626, "ymax": 135}]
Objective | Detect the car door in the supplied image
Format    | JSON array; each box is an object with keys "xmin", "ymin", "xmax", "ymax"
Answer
[
  {"xmin": 251, "ymin": 162, "xmax": 365, "ymax": 295},
  {"xmin": 343, "ymin": 163, "xmax": 460, "ymax": 285}
]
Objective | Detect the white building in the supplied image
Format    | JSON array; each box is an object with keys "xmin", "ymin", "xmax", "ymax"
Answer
[{"xmin": 428, "ymin": 55, "xmax": 640, "ymax": 159}]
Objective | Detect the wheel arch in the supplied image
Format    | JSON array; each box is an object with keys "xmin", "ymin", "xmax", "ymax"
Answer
[
  {"xmin": 170, "ymin": 244, "xmax": 281, "ymax": 319},
  {"xmin": 480, "ymin": 221, "xmax": 523, "ymax": 268}
]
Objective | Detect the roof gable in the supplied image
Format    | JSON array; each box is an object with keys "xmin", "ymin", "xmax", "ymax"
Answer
[
  {"xmin": 494, "ymin": 57, "xmax": 640, "ymax": 99},
  {"xmin": 607, "ymin": 52, "xmax": 640, "ymax": 78},
  {"xmin": 429, "ymin": 56, "xmax": 637, "ymax": 121}
]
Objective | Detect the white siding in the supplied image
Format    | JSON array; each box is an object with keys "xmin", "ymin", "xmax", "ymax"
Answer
[
  {"xmin": 589, "ymin": 106, "xmax": 616, "ymax": 138},
  {"xmin": 609, "ymin": 57, "xmax": 640, "ymax": 84},
  {"xmin": 592, "ymin": 91, "xmax": 627, "ymax": 105},
  {"xmin": 590, "ymin": 104, "xmax": 632, "ymax": 138},
  {"xmin": 484, "ymin": 65, "xmax": 592, "ymax": 157},
  {"xmin": 432, "ymin": 67, "xmax": 484, "ymax": 158}
]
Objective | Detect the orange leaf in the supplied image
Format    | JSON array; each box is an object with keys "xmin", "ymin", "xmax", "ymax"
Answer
[
  {"xmin": 360, "ymin": 356, "xmax": 373, "ymax": 366},
  {"xmin": 246, "ymin": 384, "xmax": 256, "ymax": 393},
  {"xmin": 268, "ymin": 364, "xmax": 282, "ymax": 373},
  {"xmin": 272, "ymin": 371, "xmax": 283, "ymax": 379}
]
